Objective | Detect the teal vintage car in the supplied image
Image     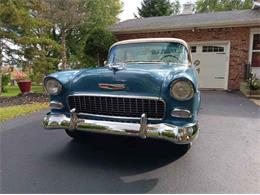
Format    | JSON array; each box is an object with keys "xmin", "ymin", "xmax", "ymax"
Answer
[{"xmin": 42, "ymin": 38, "xmax": 200, "ymax": 145}]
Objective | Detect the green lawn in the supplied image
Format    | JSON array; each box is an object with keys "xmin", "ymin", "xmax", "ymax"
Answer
[
  {"xmin": 0, "ymin": 103, "xmax": 48, "ymax": 122},
  {"xmin": 1, "ymin": 85, "xmax": 44, "ymax": 97}
]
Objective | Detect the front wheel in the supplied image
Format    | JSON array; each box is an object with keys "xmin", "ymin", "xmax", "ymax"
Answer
[
  {"xmin": 65, "ymin": 129, "xmax": 76, "ymax": 138},
  {"xmin": 65, "ymin": 129, "xmax": 86, "ymax": 141},
  {"xmin": 182, "ymin": 142, "xmax": 192, "ymax": 151},
  {"xmin": 176, "ymin": 142, "xmax": 192, "ymax": 153}
]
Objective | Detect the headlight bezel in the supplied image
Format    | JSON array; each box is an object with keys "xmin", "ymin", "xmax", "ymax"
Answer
[
  {"xmin": 170, "ymin": 78, "xmax": 195, "ymax": 101},
  {"xmin": 44, "ymin": 78, "xmax": 62, "ymax": 95}
]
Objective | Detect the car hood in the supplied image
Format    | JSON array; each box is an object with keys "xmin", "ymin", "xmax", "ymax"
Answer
[{"xmin": 69, "ymin": 63, "xmax": 188, "ymax": 97}]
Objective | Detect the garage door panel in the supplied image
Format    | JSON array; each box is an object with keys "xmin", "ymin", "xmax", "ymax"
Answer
[
  {"xmin": 199, "ymin": 54, "xmax": 226, "ymax": 74},
  {"xmin": 191, "ymin": 43, "xmax": 229, "ymax": 89}
]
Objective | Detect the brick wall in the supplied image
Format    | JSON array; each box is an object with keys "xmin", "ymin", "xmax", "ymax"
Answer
[{"xmin": 114, "ymin": 27, "xmax": 253, "ymax": 90}]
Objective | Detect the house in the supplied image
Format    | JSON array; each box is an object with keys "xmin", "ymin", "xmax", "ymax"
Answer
[{"xmin": 110, "ymin": 4, "xmax": 260, "ymax": 90}]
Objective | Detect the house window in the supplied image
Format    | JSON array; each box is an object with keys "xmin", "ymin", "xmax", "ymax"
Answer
[
  {"xmin": 191, "ymin": 46, "xmax": 196, "ymax": 53},
  {"xmin": 251, "ymin": 34, "xmax": 260, "ymax": 67},
  {"xmin": 202, "ymin": 46, "xmax": 224, "ymax": 53}
]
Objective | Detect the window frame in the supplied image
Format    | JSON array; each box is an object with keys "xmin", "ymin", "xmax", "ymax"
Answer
[
  {"xmin": 202, "ymin": 45, "xmax": 225, "ymax": 53},
  {"xmin": 108, "ymin": 42, "xmax": 191, "ymax": 65},
  {"xmin": 249, "ymin": 28, "xmax": 260, "ymax": 68}
]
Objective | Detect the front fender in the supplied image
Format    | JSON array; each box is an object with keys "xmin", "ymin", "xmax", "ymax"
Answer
[
  {"xmin": 44, "ymin": 70, "xmax": 82, "ymax": 89},
  {"xmin": 160, "ymin": 67, "xmax": 200, "ymax": 126},
  {"xmin": 44, "ymin": 70, "xmax": 83, "ymax": 113}
]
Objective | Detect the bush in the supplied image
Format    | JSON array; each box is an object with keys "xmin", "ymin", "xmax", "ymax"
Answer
[
  {"xmin": 250, "ymin": 78, "xmax": 260, "ymax": 90},
  {"xmin": 84, "ymin": 28, "xmax": 117, "ymax": 67},
  {"xmin": 2, "ymin": 74, "xmax": 10, "ymax": 92},
  {"xmin": 248, "ymin": 73, "xmax": 260, "ymax": 90}
]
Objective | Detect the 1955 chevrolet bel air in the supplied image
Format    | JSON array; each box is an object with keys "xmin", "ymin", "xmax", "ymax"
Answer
[{"xmin": 42, "ymin": 38, "xmax": 201, "ymax": 145}]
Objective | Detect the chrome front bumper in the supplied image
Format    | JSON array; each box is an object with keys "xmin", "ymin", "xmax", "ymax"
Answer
[{"xmin": 42, "ymin": 109, "xmax": 199, "ymax": 144}]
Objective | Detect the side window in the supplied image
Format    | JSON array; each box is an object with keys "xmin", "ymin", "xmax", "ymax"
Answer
[
  {"xmin": 251, "ymin": 34, "xmax": 260, "ymax": 67},
  {"xmin": 191, "ymin": 46, "xmax": 197, "ymax": 53},
  {"xmin": 202, "ymin": 46, "xmax": 224, "ymax": 53}
]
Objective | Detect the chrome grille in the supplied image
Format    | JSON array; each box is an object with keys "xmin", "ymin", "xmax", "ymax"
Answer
[{"xmin": 68, "ymin": 95, "xmax": 165, "ymax": 119}]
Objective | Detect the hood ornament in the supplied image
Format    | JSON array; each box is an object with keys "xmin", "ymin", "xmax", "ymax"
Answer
[{"xmin": 98, "ymin": 83, "xmax": 126, "ymax": 90}]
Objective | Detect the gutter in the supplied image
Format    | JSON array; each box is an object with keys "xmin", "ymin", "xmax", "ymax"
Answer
[{"xmin": 110, "ymin": 21, "xmax": 260, "ymax": 34}]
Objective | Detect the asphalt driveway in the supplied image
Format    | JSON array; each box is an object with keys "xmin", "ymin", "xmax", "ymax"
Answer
[{"xmin": 0, "ymin": 91, "xmax": 259, "ymax": 193}]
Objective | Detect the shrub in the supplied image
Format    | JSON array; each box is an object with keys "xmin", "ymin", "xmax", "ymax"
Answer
[
  {"xmin": 248, "ymin": 73, "xmax": 260, "ymax": 90},
  {"xmin": 2, "ymin": 74, "xmax": 11, "ymax": 92},
  {"xmin": 84, "ymin": 28, "xmax": 117, "ymax": 67},
  {"xmin": 250, "ymin": 78, "xmax": 260, "ymax": 90}
]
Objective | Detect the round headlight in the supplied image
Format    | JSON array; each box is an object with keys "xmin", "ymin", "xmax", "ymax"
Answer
[
  {"xmin": 170, "ymin": 79, "xmax": 194, "ymax": 101},
  {"xmin": 45, "ymin": 79, "xmax": 62, "ymax": 95}
]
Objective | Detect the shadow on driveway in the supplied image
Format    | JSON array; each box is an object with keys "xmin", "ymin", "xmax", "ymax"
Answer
[{"xmin": 1, "ymin": 122, "xmax": 189, "ymax": 193}]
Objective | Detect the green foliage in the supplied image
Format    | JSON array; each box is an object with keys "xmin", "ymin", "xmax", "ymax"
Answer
[
  {"xmin": 84, "ymin": 28, "xmax": 117, "ymax": 66},
  {"xmin": 172, "ymin": 0, "xmax": 181, "ymax": 15},
  {"xmin": 251, "ymin": 79, "xmax": 260, "ymax": 90},
  {"xmin": 65, "ymin": 0, "xmax": 122, "ymax": 69},
  {"xmin": 0, "ymin": 102, "xmax": 48, "ymax": 121},
  {"xmin": 85, "ymin": 0, "xmax": 122, "ymax": 28},
  {"xmin": 0, "ymin": 85, "xmax": 43, "ymax": 97},
  {"xmin": 137, "ymin": 0, "xmax": 180, "ymax": 17},
  {"xmin": 195, "ymin": 0, "xmax": 253, "ymax": 13},
  {"xmin": 2, "ymin": 74, "xmax": 10, "ymax": 92},
  {"xmin": 0, "ymin": 0, "xmax": 121, "ymax": 77},
  {"xmin": 0, "ymin": 0, "xmax": 60, "ymax": 81},
  {"xmin": 248, "ymin": 73, "xmax": 260, "ymax": 90}
]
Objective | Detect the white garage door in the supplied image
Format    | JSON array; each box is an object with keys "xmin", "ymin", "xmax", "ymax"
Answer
[{"xmin": 190, "ymin": 43, "xmax": 229, "ymax": 89}]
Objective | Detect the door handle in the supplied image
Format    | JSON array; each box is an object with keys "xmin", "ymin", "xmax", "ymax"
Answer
[{"xmin": 214, "ymin": 77, "xmax": 224, "ymax": 79}]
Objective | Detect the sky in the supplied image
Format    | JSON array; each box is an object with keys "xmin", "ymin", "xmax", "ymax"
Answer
[{"xmin": 119, "ymin": 0, "xmax": 196, "ymax": 21}]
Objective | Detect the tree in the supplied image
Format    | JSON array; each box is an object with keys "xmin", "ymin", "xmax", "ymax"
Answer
[
  {"xmin": 40, "ymin": 0, "xmax": 122, "ymax": 69},
  {"xmin": 40, "ymin": 0, "xmax": 86, "ymax": 70},
  {"xmin": 0, "ymin": 0, "xmax": 34, "ymax": 68},
  {"xmin": 0, "ymin": 0, "xmax": 60, "ymax": 84},
  {"xmin": 84, "ymin": 0, "xmax": 122, "ymax": 29},
  {"xmin": 84, "ymin": 28, "xmax": 116, "ymax": 66},
  {"xmin": 195, "ymin": 0, "xmax": 253, "ymax": 13},
  {"xmin": 172, "ymin": 0, "xmax": 181, "ymax": 15},
  {"xmin": 137, "ymin": 0, "xmax": 180, "ymax": 17},
  {"xmin": 65, "ymin": 0, "xmax": 122, "ymax": 68}
]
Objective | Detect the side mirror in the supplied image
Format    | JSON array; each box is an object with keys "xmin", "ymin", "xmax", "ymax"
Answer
[
  {"xmin": 104, "ymin": 60, "xmax": 107, "ymax": 66},
  {"xmin": 193, "ymin": 60, "xmax": 200, "ymax": 67}
]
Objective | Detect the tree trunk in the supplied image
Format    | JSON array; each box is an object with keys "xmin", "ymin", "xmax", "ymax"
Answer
[
  {"xmin": 61, "ymin": 30, "xmax": 68, "ymax": 70},
  {"xmin": 97, "ymin": 51, "xmax": 100, "ymax": 66},
  {"xmin": 0, "ymin": 74, "xmax": 2, "ymax": 94}
]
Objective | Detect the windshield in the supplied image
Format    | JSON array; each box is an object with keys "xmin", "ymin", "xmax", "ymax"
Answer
[{"xmin": 108, "ymin": 42, "xmax": 189, "ymax": 65}]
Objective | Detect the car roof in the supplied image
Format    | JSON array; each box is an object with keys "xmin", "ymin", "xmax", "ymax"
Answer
[{"xmin": 110, "ymin": 38, "xmax": 189, "ymax": 50}]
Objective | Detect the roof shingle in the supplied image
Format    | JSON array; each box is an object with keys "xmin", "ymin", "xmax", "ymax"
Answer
[{"xmin": 110, "ymin": 9, "xmax": 260, "ymax": 33}]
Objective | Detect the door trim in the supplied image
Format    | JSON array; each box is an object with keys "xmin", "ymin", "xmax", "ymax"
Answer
[{"xmin": 188, "ymin": 41, "xmax": 230, "ymax": 90}]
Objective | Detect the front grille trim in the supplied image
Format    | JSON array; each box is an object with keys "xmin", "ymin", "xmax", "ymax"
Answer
[{"xmin": 67, "ymin": 94, "xmax": 166, "ymax": 120}]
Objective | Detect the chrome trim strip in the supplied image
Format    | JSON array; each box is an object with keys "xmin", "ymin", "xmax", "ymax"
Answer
[
  {"xmin": 70, "ymin": 93, "xmax": 162, "ymax": 100},
  {"xmin": 78, "ymin": 113, "xmax": 163, "ymax": 121}
]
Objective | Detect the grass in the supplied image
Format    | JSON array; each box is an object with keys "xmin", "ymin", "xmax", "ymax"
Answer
[
  {"xmin": 1, "ymin": 85, "xmax": 44, "ymax": 97},
  {"xmin": 0, "ymin": 103, "xmax": 48, "ymax": 122}
]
